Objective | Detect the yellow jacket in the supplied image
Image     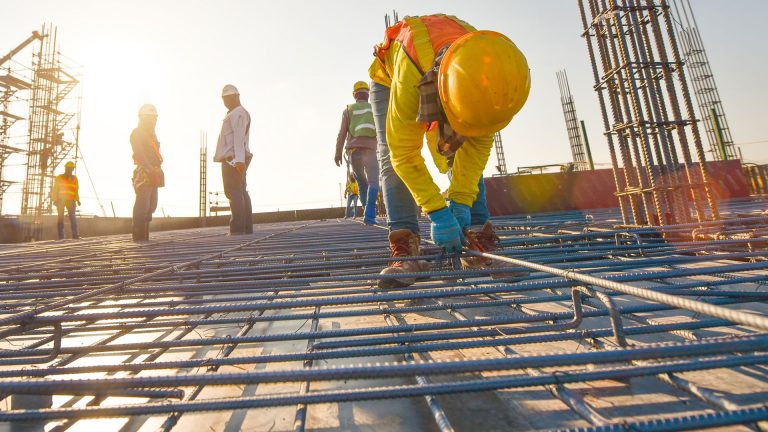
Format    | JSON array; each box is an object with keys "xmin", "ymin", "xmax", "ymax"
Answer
[
  {"xmin": 368, "ymin": 15, "xmax": 494, "ymax": 213},
  {"xmin": 345, "ymin": 180, "xmax": 359, "ymax": 197}
]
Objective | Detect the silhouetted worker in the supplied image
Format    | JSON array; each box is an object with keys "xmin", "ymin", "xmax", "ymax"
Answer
[
  {"xmin": 214, "ymin": 84, "xmax": 253, "ymax": 235},
  {"xmin": 51, "ymin": 160, "xmax": 80, "ymax": 240},
  {"xmin": 130, "ymin": 104, "xmax": 164, "ymax": 242}
]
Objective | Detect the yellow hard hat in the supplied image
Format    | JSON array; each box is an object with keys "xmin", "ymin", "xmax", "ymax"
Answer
[
  {"xmin": 65, "ymin": 161, "xmax": 75, "ymax": 169},
  {"xmin": 438, "ymin": 31, "xmax": 530, "ymax": 137},
  {"xmin": 353, "ymin": 81, "xmax": 369, "ymax": 93}
]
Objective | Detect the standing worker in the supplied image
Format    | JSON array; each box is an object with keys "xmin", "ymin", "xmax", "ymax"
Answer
[
  {"xmin": 130, "ymin": 104, "xmax": 164, "ymax": 242},
  {"xmin": 344, "ymin": 174, "xmax": 359, "ymax": 219},
  {"xmin": 334, "ymin": 81, "xmax": 379, "ymax": 225},
  {"xmin": 51, "ymin": 160, "xmax": 80, "ymax": 240},
  {"xmin": 214, "ymin": 84, "xmax": 253, "ymax": 235},
  {"xmin": 369, "ymin": 14, "xmax": 530, "ymax": 287}
]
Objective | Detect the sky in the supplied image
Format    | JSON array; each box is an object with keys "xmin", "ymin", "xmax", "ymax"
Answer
[{"xmin": 2, "ymin": 0, "xmax": 767, "ymax": 217}]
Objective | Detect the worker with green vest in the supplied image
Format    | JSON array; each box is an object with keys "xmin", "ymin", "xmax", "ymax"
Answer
[
  {"xmin": 51, "ymin": 160, "xmax": 80, "ymax": 240},
  {"xmin": 334, "ymin": 81, "xmax": 379, "ymax": 225}
]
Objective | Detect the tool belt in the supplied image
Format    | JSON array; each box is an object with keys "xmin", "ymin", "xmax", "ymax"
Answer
[{"xmin": 133, "ymin": 166, "xmax": 165, "ymax": 190}]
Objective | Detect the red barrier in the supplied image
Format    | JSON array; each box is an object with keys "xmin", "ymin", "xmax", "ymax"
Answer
[{"xmin": 485, "ymin": 160, "xmax": 748, "ymax": 216}]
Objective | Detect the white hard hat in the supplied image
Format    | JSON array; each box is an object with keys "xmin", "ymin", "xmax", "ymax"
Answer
[
  {"xmin": 222, "ymin": 84, "xmax": 239, "ymax": 97},
  {"xmin": 138, "ymin": 104, "xmax": 158, "ymax": 117}
]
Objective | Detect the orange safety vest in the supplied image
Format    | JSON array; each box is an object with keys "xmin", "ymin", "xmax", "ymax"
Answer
[
  {"xmin": 54, "ymin": 174, "xmax": 79, "ymax": 202},
  {"xmin": 374, "ymin": 14, "xmax": 476, "ymax": 75}
]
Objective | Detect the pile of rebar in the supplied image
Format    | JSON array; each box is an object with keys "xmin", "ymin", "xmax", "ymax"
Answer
[{"xmin": 0, "ymin": 197, "xmax": 767, "ymax": 431}]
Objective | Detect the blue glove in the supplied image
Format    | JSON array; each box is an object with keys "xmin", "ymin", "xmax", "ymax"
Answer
[
  {"xmin": 428, "ymin": 207, "xmax": 464, "ymax": 253},
  {"xmin": 448, "ymin": 201, "xmax": 471, "ymax": 230}
]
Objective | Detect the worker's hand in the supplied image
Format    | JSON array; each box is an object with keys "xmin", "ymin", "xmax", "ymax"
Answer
[
  {"xmin": 77, "ymin": 200, "xmax": 81, "ymax": 207},
  {"xmin": 234, "ymin": 162, "xmax": 246, "ymax": 176},
  {"xmin": 428, "ymin": 207, "xmax": 465, "ymax": 253},
  {"xmin": 334, "ymin": 154, "xmax": 343, "ymax": 167},
  {"xmin": 448, "ymin": 201, "xmax": 471, "ymax": 230}
]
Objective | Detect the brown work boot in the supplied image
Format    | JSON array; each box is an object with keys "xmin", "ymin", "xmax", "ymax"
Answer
[
  {"xmin": 463, "ymin": 221, "xmax": 528, "ymax": 279},
  {"xmin": 378, "ymin": 229, "xmax": 429, "ymax": 289}
]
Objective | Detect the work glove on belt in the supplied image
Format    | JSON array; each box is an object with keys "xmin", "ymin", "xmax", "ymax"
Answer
[{"xmin": 428, "ymin": 207, "xmax": 465, "ymax": 253}]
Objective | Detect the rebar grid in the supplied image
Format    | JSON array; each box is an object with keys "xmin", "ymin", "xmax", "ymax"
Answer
[
  {"xmin": 0, "ymin": 198, "xmax": 766, "ymax": 431},
  {"xmin": 579, "ymin": 0, "xmax": 720, "ymax": 227}
]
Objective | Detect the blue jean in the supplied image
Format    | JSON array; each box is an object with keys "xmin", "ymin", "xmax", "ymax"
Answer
[
  {"xmin": 370, "ymin": 82, "xmax": 420, "ymax": 234},
  {"xmin": 348, "ymin": 149, "xmax": 379, "ymax": 223},
  {"xmin": 56, "ymin": 200, "xmax": 78, "ymax": 239},
  {"xmin": 133, "ymin": 185, "xmax": 158, "ymax": 226},
  {"xmin": 222, "ymin": 159, "xmax": 253, "ymax": 234},
  {"xmin": 370, "ymin": 82, "xmax": 490, "ymax": 235},
  {"xmin": 345, "ymin": 194, "xmax": 359, "ymax": 218}
]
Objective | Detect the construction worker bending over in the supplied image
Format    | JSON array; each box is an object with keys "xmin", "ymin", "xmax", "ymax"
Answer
[
  {"xmin": 335, "ymin": 81, "xmax": 379, "ymax": 225},
  {"xmin": 369, "ymin": 14, "xmax": 530, "ymax": 287},
  {"xmin": 344, "ymin": 174, "xmax": 360, "ymax": 219},
  {"xmin": 131, "ymin": 104, "xmax": 164, "ymax": 242},
  {"xmin": 51, "ymin": 160, "xmax": 80, "ymax": 240},
  {"xmin": 214, "ymin": 84, "xmax": 253, "ymax": 235}
]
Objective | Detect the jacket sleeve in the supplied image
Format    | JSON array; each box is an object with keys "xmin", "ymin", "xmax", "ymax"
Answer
[
  {"xmin": 232, "ymin": 111, "xmax": 248, "ymax": 164},
  {"xmin": 386, "ymin": 45, "xmax": 445, "ymax": 213},
  {"xmin": 446, "ymin": 134, "xmax": 493, "ymax": 207},
  {"xmin": 336, "ymin": 109, "xmax": 350, "ymax": 158},
  {"xmin": 130, "ymin": 130, "xmax": 154, "ymax": 170},
  {"xmin": 74, "ymin": 176, "xmax": 80, "ymax": 202}
]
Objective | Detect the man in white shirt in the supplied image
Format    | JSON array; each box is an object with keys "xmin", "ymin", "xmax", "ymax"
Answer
[{"xmin": 214, "ymin": 84, "xmax": 253, "ymax": 235}]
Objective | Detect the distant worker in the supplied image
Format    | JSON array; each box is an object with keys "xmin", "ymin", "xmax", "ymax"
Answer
[
  {"xmin": 131, "ymin": 104, "xmax": 164, "ymax": 242},
  {"xmin": 51, "ymin": 160, "xmax": 80, "ymax": 240},
  {"xmin": 344, "ymin": 174, "xmax": 359, "ymax": 219},
  {"xmin": 369, "ymin": 14, "xmax": 530, "ymax": 287},
  {"xmin": 335, "ymin": 81, "xmax": 379, "ymax": 225},
  {"xmin": 214, "ymin": 84, "xmax": 253, "ymax": 235}
]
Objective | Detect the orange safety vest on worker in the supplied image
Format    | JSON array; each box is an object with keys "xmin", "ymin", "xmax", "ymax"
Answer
[
  {"xmin": 368, "ymin": 15, "xmax": 493, "ymax": 214},
  {"xmin": 52, "ymin": 174, "xmax": 79, "ymax": 205}
]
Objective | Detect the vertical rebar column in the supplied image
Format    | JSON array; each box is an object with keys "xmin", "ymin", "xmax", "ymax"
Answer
[
  {"xmin": 577, "ymin": 0, "xmax": 719, "ymax": 226},
  {"xmin": 578, "ymin": 0, "xmax": 631, "ymax": 224},
  {"xmin": 557, "ymin": 70, "xmax": 589, "ymax": 171},
  {"xmin": 493, "ymin": 132, "xmax": 508, "ymax": 175},
  {"xmin": 199, "ymin": 131, "xmax": 207, "ymax": 227},
  {"xmin": 671, "ymin": 0, "xmax": 737, "ymax": 161}
]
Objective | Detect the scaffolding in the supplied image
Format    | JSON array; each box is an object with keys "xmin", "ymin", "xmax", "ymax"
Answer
[
  {"xmin": 19, "ymin": 25, "xmax": 81, "ymax": 240},
  {"xmin": 671, "ymin": 0, "xmax": 737, "ymax": 161},
  {"xmin": 578, "ymin": 0, "xmax": 719, "ymax": 227},
  {"xmin": 556, "ymin": 69, "xmax": 593, "ymax": 171},
  {"xmin": 0, "ymin": 31, "xmax": 42, "ymax": 215},
  {"xmin": 199, "ymin": 131, "xmax": 208, "ymax": 226}
]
